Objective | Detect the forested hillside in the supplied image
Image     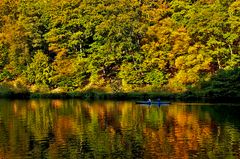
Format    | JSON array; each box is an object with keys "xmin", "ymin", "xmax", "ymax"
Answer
[{"xmin": 0, "ymin": 0, "xmax": 239, "ymax": 98}]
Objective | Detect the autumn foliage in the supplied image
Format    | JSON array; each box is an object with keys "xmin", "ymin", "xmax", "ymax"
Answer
[{"xmin": 0, "ymin": 0, "xmax": 239, "ymax": 97}]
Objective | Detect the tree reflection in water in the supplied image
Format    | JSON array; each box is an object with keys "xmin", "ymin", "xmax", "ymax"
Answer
[{"xmin": 0, "ymin": 99, "xmax": 239, "ymax": 158}]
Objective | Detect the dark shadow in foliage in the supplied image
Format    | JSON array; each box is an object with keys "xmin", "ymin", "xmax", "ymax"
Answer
[
  {"xmin": 201, "ymin": 67, "xmax": 240, "ymax": 100},
  {"xmin": 184, "ymin": 67, "xmax": 240, "ymax": 102}
]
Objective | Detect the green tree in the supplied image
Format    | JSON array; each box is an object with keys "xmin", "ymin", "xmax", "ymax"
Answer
[
  {"xmin": 18, "ymin": 0, "xmax": 50, "ymax": 54},
  {"xmin": 86, "ymin": 0, "xmax": 145, "ymax": 90},
  {"xmin": 26, "ymin": 51, "xmax": 52, "ymax": 85}
]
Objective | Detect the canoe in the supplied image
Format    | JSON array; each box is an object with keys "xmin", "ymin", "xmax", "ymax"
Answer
[{"xmin": 135, "ymin": 101, "xmax": 171, "ymax": 105}]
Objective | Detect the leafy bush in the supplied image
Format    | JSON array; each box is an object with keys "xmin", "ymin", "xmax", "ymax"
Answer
[
  {"xmin": 0, "ymin": 70, "xmax": 13, "ymax": 81},
  {"xmin": 201, "ymin": 67, "xmax": 240, "ymax": 98},
  {"xmin": 0, "ymin": 83, "xmax": 13, "ymax": 97}
]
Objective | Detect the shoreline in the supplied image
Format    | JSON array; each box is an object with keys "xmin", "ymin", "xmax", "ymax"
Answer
[{"xmin": 1, "ymin": 91, "xmax": 240, "ymax": 103}]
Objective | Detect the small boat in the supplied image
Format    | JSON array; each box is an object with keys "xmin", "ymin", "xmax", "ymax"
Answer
[{"xmin": 135, "ymin": 101, "xmax": 171, "ymax": 105}]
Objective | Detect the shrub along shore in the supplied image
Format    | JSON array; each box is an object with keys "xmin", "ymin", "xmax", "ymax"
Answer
[{"xmin": 0, "ymin": 89, "xmax": 239, "ymax": 103}]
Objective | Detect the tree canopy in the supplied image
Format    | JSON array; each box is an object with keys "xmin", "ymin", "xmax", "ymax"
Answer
[{"xmin": 0, "ymin": 0, "xmax": 239, "ymax": 97}]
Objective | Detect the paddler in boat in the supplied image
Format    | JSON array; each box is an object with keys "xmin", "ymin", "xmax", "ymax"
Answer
[
  {"xmin": 148, "ymin": 99, "xmax": 151, "ymax": 105},
  {"xmin": 157, "ymin": 98, "xmax": 161, "ymax": 107}
]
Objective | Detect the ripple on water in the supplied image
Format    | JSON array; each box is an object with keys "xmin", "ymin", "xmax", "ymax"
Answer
[{"xmin": 1, "ymin": 100, "xmax": 240, "ymax": 159}]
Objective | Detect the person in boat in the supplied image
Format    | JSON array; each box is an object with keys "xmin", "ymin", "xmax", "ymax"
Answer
[
  {"xmin": 157, "ymin": 98, "xmax": 161, "ymax": 106},
  {"xmin": 148, "ymin": 99, "xmax": 151, "ymax": 105}
]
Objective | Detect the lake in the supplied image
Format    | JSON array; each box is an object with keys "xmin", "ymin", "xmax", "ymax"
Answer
[{"xmin": 0, "ymin": 99, "xmax": 240, "ymax": 158}]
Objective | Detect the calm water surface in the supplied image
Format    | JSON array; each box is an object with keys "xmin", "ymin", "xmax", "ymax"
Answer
[{"xmin": 0, "ymin": 99, "xmax": 240, "ymax": 159}]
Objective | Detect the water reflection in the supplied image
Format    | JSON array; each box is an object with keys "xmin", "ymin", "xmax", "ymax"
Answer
[{"xmin": 0, "ymin": 99, "xmax": 240, "ymax": 158}]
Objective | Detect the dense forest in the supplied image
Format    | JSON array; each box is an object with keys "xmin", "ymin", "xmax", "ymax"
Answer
[{"xmin": 0, "ymin": 0, "xmax": 239, "ymax": 98}]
